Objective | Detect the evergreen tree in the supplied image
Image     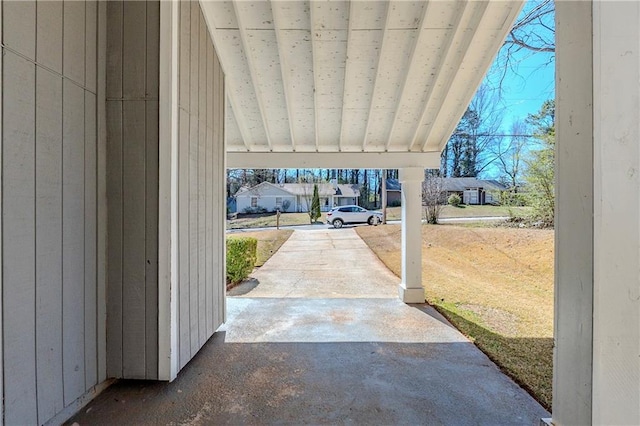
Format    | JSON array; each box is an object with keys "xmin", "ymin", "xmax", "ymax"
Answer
[{"xmin": 310, "ymin": 184, "xmax": 321, "ymax": 223}]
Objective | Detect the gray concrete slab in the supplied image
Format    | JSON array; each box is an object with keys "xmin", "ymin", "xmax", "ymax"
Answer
[
  {"xmin": 68, "ymin": 229, "xmax": 549, "ymax": 425},
  {"xmin": 233, "ymin": 229, "xmax": 399, "ymax": 299}
]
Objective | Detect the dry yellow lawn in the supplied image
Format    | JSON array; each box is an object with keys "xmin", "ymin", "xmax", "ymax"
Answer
[{"xmin": 356, "ymin": 224, "xmax": 554, "ymax": 410}]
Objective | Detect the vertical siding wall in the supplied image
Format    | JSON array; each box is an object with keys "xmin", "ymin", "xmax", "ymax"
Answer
[
  {"xmin": 106, "ymin": 1, "xmax": 160, "ymax": 380},
  {"xmin": 1, "ymin": 1, "xmax": 106, "ymax": 424},
  {"xmin": 176, "ymin": 0, "xmax": 225, "ymax": 371}
]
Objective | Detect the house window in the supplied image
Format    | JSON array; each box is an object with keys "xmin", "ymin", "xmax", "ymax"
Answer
[
  {"xmin": 251, "ymin": 197, "xmax": 258, "ymax": 208},
  {"xmin": 276, "ymin": 197, "xmax": 283, "ymax": 209}
]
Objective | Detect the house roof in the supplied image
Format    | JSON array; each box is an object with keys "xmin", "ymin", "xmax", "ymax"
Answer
[
  {"xmin": 235, "ymin": 182, "xmax": 360, "ymax": 198},
  {"xmin": 386, "ymin": 178, "xmax": 402, "ymax": 191},
  {"xmin": 234, "ymin": 181, "xmax": 293, "ymax": 197},
  {"xmin": 442, "ymin": 178, "xmax": 507, "ymax": 192},
  {"xmin": 334, "ymin": 184, "xmax": 360, "ymax": 198}
]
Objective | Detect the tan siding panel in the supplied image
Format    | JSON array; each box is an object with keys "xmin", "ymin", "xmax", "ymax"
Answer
[
  {"xmin": 189, "ymin": 113, "xmax": 199, "ymax": 355},
  {"xmin": 197, "ymin": 11, "xmax": 207, "ymax": 346},
  {"xmin": 205, "ymin": 39, "xmax": 214, "ymax": 337},
  {"xmin": 62, "ymin": 80, "xmax": 86, "ymax": 405},
  {"xmin": 189, "ymin": 1, "xmax": 199, "ymax": 114},
  {"xmin": 85, "ymin": 0, "xmax": 98, "ymax": 93},
  {"xmin": 122, "ymin": 100, "xmax": 147, "ymax": 379},
  {"xmin": 35, "ymin": 67, "xmax": 64, "ymax": 422},
  {"xmin": 37, "ymin": 0, "xmax": 63, "ymax": 73},
  {"xmin": 106, "ymin": 1, "xmax": 123, "ymax": 99},
  {"xmin": 97, "ymin": 0, "xmax": 108, "ymax": 385},
  {"xmin": 122, "ymin": 1, "xmax": 146, "ymax": 99},
  {"xmin": 84, "ymin": 91, "xmax": 98, "ymax": 390},
  {"xmin": 178, "ymin": 108, "xmax": 191, "ymax": 368},
  {"xmin": 3, "ymin": 1, "xmax": 36, "ymax": 60},
  {"xmin": 63, "ymin": 0, "xmax": 86, "ymax": 86},
  {"xmin": 106, "ymin": 101, "xmax": 123, "ymax": 377},
  {"xmin": 179, "ymin": 0, "xmax": 191, "ymax": 110},
  {"xmin": 146, "ymin": 1, "xmax": 160, "ymax": 99},
  {"xmin": 145, "ymin": 101, "xmax": 160, "ymax": 379},
  {"xmin": 3, "ymin": 51, "xmax": 38, "ymax": 425}
]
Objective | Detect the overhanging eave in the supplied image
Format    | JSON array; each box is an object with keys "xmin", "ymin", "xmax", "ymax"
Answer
[{"xmin": 227, "ymin": 152, "xmax": 441, "ymax": 169}]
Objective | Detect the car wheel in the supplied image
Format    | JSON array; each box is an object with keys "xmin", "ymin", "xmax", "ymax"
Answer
[
  {"xmin": 368, "ymin": 216, "xmax": 374, "ymax": 225},
  {"xmin": 333, "ymin": 219, "xmax": 343, "ymax": 229}
]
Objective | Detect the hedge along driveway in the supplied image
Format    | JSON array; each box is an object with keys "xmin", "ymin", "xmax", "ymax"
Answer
[{"xmin": 226, "ymin": 230, "xmax": 294, "ymax": 285}]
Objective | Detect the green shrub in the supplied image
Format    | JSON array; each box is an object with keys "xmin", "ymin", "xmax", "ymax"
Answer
[
  {"xmin": 388, "ymin": 200, "xmax": 401, "ymax": 207},
  {"xmin": 448, "ymin": 193, "xmax": 462, "ymax": 207},
  {"xmin": 243, "ymin": 206, "xmax": 267, "ymax": 214},
  {"xmin": 226, "ymin": 237, "xmax": 257, "ymax": 284}
]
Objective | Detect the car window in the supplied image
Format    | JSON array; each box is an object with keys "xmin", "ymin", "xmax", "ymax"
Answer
[
  {"xmin": 338, "ymin": 207, "xmax": 350, "ymax": 212},
  {"xmin": 356, "ymin": 207, "xmax": 366, "ymax": 212}
]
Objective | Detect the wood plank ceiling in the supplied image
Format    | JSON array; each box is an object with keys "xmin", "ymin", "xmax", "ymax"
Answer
[{"xmin": 201, "ymin": 0, "xmax": 524, "ymax": 154}]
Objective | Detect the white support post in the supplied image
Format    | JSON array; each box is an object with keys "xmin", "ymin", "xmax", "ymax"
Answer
[
  {"xmin": 591, "ymin": 2, "xmax": 640, "ymax": 424},
  {"xmin": 553, "ymin": 2, "xmax": 593, "ymax": 424},
  {"xmin": 398, "ymin": 167, "xmax": 425, "ymax": 303}
]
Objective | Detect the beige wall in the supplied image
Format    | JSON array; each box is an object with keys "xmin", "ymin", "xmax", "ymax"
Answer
[
  {"xmin": 175, "ymin": 0, "xmax": 226, "ymax": 372},
  {"xmin": 0, "ymin": 0, "xmax": 226, "ymax": 422},
  {"xmin": 106, "ymin": 0, "xmax": 160, "ymax": 381},
  {"xmin": 1, "ymin": 1, "xmax": 107, "ymax": 424}
]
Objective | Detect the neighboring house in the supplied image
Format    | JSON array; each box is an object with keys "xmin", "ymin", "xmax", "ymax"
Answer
[
  {"xmin": 384, "ymin": 178, "xmax": 402, "ymax": 206},
  {"xmin": 442, "ymin": 177, "xmax": 507, "ymax": 205},
  {"xmin": 383, "ymin": 177, "xmax": 507, "ymax": 206},
  {"xmin": 235, "ymin": 181, "xmax": 360, "ymax": 213}
]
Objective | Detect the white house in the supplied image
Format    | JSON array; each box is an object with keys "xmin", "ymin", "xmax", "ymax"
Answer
[{"xmin": 235, "ymin": 181, "xmax": 360, "ymax": 213}]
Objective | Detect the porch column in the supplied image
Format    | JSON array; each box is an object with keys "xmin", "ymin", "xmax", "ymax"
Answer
[
  {"xmin": 553, "ymin": 1, "xmax": 593, "ymax": 423},
  {"xmin": 398, "ymin": 167, "xmax": 425, "ymax": 303},
  {"xmin": 555, "ymin": 2, "xmax": 640, "ymax": 424},
  {"xmin": 591, "ymin": 1, "xmax": 640, "ymax": 424}
]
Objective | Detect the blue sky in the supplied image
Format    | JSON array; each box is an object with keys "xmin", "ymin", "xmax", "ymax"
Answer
[
  {"xmin": 487, "ymin": 54, "xmax": 555, "ymax": 130},
  {"xmin": 481, "ymin": 0, "xmax": 555, "ymax": 130}
]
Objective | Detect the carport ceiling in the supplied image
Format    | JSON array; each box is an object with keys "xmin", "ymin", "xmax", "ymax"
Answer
[{"xmin": 202, "ymin": 0, "xmax": 523, "ymax": 154}]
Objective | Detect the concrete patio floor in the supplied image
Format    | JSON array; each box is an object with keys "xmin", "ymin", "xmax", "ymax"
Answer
[{"xmin": 68, "ymin": 229, "xmax": 549, "ymax": 425}]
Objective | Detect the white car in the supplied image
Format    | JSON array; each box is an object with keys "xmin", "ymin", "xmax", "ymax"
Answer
[{"xmin": 326, "ymin": 205, "xmax": 383, "ymax": 229}]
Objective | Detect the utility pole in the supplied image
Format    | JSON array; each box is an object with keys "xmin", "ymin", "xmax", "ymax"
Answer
[{"xmin": 381, "ymin": 169, "xmax": 387, "ymax": 224}]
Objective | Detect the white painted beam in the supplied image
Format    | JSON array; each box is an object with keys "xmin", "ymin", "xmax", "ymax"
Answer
[
  {"xmin": 227, "ymin": 151, "xmax": 441, "ymax": 169},
  {"xmin": 424, "ymin": 2, "xmax": 524, "ymax": 152},
  {"xmin": 338, "ymin": 0, "xmax": 355, "ymax": 151},
  {"xmin": 415, "ymin": 2, "xmax": 489, "ymax": 152},
  {"xmin": 309, "ymin": 1, "xmax": 320, "ymax": 151},
  {"xmin": 271, "ymin": 2, "xmax": 296, "ymax": 151},
  {"xmin": 384, "ymin": 1, "xmax": 430, "ymax": 151},
  {"xmin": 225, "ymin": 93, "xmax": 252, "ymax": 151},
  {"xmin": 232, "ymin": 1, "xmax": 273, "ymax": 150},
  {"xmin": 361, "ymin": 1, "xmax": 392, "ymax": 150}
]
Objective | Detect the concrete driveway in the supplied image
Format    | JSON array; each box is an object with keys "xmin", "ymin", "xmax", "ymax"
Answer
[{"xmin": 69, "ymin": 229, "xmax": 549, "ymax": 425}]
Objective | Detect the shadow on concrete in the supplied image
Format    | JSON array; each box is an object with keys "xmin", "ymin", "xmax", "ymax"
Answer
[
  {"xmin": 67, "ymin": 332, "xmax": 549, "ymax": 425},
  {"xmin": 227, "ymin": 277, "xmax": 260, "ymax": 296}
]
